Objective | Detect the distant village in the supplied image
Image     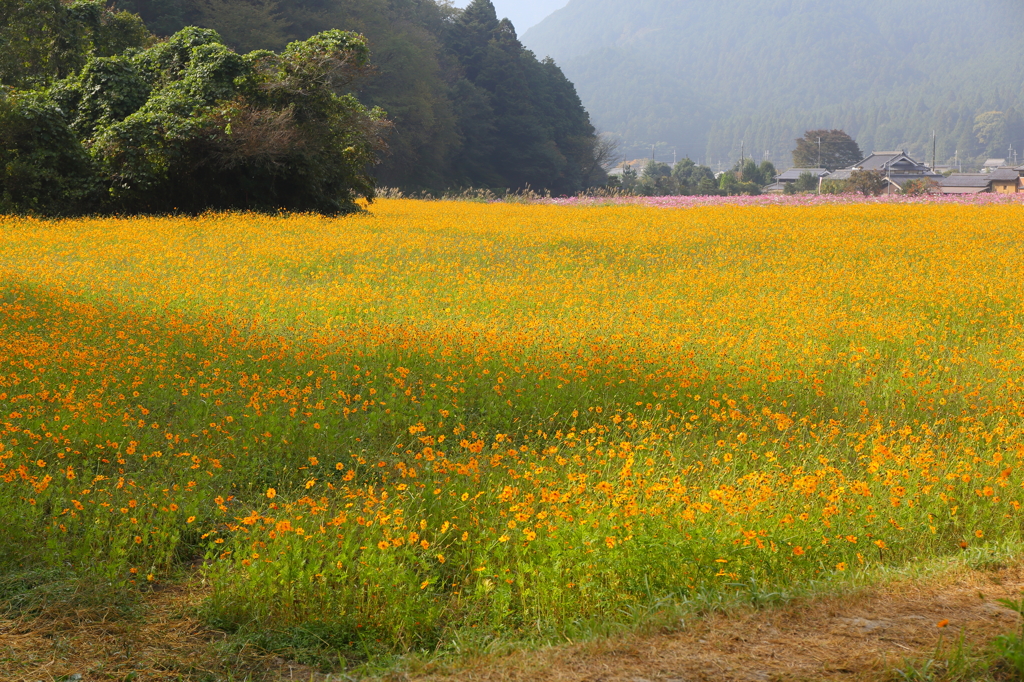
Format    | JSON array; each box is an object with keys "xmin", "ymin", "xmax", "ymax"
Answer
[
  {"xmin": 761, "ymin": 151, "xmax": 1023, "ymax": 195},
  {"xmin": 610, "ymin": 150, "xmax": 1024, "ymax": 195}
]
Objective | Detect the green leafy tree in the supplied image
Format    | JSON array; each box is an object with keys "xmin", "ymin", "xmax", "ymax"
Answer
[
  {"xmin": 2, "ymin": 18, "xmax": 390, "ymax": 215},
  {"xmin": 758, "ymin": 160, "xmax": 777, "ymax": 185},
  {"xmin": 973, "ymin": 111, "xmax": 1007, "ymax": 157},
  {"xmin": 695, "ymin": 175, "xmax": 719, "ymax": 195},
  {"xmin": 792, "ymin": 129, "xmax": 863, "ymax": 171},
  {"xmin": 847, "ymin": 169, "xmax": 888, "ymax": 196},
  {"xmin": 673, "ymin": 158, "xmax": 716, "ymax": 194},
  {"xmin": 738, "ymin": 159, "xmax": 762, "ymax": 185},
  {"xmin": 443, "ymin": 0, "xmax": 602, "ymax": 193},
  {"xmin": 793, "ymin": 171, "xmax": 818, "ymax": 192},
  {"xmin": 107, "ymin": 0, "xmax": 604, "ymax": 193},
  {"xmin": 718, "ymin": 171, "xmax": 738, "ymax": 193},
  {"xmin": 901, "ymin": 177, "xmax": 939, "ymax": 195},
  {"xmin": 0, "ymin": 0, "xmax": 150, "ymax": 88},
  {"xmin": 819, "ymin": 178, "xmax": 847, "ymax": 194},
  {"xmin": 635, "ymin": 159, "xmax": 675, "ymax": 195},
  {"xmin": 619, "ymin": 164, "xmax": 638, "ymax": 193},
  {"xmin": 0, "ymin": 88, "xmax": 95, "ymax": 214}
]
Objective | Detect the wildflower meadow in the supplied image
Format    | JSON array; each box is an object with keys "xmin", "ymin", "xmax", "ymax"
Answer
[{"xmin": 1, "ymin": 200, "xmax": 1023, "ymax": 657}]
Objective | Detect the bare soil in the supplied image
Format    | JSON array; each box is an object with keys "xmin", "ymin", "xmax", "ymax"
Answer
[{"xmin": 2, "ymin": 561, "xmax": 1023, "ymax": 682}]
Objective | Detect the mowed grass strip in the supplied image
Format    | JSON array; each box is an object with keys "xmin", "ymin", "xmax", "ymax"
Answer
[{"xmin": 0, "ymin": 200, "xmax": 1022, "ymax": 658}]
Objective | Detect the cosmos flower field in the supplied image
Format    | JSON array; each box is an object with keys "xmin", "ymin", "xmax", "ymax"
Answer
[{"xmin": 1, "ymin": 200, "xmax": 1023, "ymax": 654}]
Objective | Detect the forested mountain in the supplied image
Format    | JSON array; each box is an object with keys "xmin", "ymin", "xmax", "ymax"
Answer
[
  {"xmin": 523, "ymin": 0, "xmax": 1024, "ymax": 169},
  {"xmin": 109, "ymin": 0, "xmax": 604, "ymax": 191}
]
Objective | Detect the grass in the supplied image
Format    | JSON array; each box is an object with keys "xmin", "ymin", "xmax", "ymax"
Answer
[{"xmin": 1, "ymin": 200, "xmax": 1024, "ymax": 670}]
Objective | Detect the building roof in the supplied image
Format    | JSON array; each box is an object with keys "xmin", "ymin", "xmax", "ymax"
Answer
[
  {"xmin": 940, "ymin": 173, "xmax": 994, "ymax": 188},
  {"xmin": 848, "ymin": 151, "xmax": 937, "ymax": 175},
  {"xmin": 777, "ymin": 168, "xmax": 829, "ymax": 181},
  {"xmin": 941, "ymin": 186, "xmax": 989, "ymax": 194},
  {"xmin": 984, "ymin": 158, "xmax": 1007, "ymax": 168},
  {"xmin": 763, "ymin": 182, "xmax": 787, "ymax": 193},
  {"xmin": 988, "ymin": 168, "xmax": 1020, "ymax": 182},
  {"xmin": 854, "ymin": 152, "xmax": 908, "ymax": 171}
]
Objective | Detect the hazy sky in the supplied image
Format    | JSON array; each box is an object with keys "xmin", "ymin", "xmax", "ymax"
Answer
[{"xmin": 451, "ymin": 0, "xmax": 570, "ymax": 34}]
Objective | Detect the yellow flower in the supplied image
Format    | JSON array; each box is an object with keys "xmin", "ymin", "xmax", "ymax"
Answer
[{"xmin": 266, "ymin": 488, "xmax": 276, "ymax": 499}]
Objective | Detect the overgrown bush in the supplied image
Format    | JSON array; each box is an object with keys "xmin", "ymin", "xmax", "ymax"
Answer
[{"xmin": 1, "ymin": 7, "xmax": 390, "ymax": 215}]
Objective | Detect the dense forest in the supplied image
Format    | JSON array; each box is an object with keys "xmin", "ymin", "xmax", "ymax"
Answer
[
  {"xmin": 0, "ymin": 0, "xmax": 605, "ymax": 215},
  {"xmin": 109, "ymin": 0, "xmax": 606, "ymax": 192},
  {"xmin": 524, "ymin": 0, "xmax": 1024, "ymax": 170}
]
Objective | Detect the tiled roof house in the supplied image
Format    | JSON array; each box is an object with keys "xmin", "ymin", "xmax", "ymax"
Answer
[
  {"xmin": 940, "ymin": 168, "xmax": 1021, "ymax": 194},
  {"xmin": 829, "ymin": 151, "xmax": 943, "ymax": 190}
]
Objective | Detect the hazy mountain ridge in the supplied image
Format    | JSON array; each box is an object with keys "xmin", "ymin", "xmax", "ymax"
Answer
[{"xmin": 523, "ymin": 0, "xmax": 1024, "ymax": 168}]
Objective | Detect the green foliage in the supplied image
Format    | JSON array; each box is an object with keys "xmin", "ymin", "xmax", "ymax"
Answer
[
  {"xmin": 0, "ymin": 88, "xmax": 96, "ymax": 215},
  {"xmin": 124, "ymin": 0, "xmax": 606, "ymax": 193},
  {"xmin": 1, "ymin": 8, "xmax": 390, "ymax": 215},
  {"xmin": 734, "ymin": 158, "xmax": 776, "ymax": 187},
  {"xmin": 718, "ymin": 170, "xmax": 759, "ymax": 196},
  {"xmin": 442, "ymin": 0, "xmax": 603, "ymax": 193},
  {"xmin": 901, "ymin": 178, "xmax": 940, "ymax": 196},
  {"xmin": 847, "ymin": 169, "xmax": 889, "ymax": 196},
  {"xmin": 618, "ymin": 157, "xmax": 718, "ymax": 196},
  {"xmin": 793, "ymin": 171, "xmax": 818, "ymax": 193},
  {"xmin": 792, "ymin": 130, "xmax": 863, "ymax": 172},
  {"xmin": 993, "ymin": 593, "xmax": 1024, "ymax": 678},
  {"xmin": 819, "ymin": 178, "xmax": 848, "ymax": 195},
  {"xmin": 0, "ymin": 0, "xmax": 149, "ymax": 89}
]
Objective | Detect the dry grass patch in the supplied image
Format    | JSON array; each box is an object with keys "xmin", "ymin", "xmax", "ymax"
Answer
[{"xmin": 3, "ymin": 561, "xmax": 1024, "ymax": 681}]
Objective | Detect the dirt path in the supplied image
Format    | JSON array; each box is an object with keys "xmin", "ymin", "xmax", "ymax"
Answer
[
  {"xmin": 416, "ymin": 563, "xmax": 1024, "ymax": 682},
  {"xmin": 2, "ymin": 562, "xmax": 1022, "ymax": 682}
]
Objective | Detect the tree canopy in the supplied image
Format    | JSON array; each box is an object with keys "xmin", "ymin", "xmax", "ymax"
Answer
[
  {"xmin": 792, "ymin": 130, "xmax": 863, "ymax": 172},
  {"xmin": 0, "ymin": 0, "xmax": 150, "ymax": 88},
  {"xmin": 110, "ymin": 0, "xmax": 607, "ymax": 193},
  {"xmin": 1, "ymin": 3, "xmax": 389, "ymax": 215}
]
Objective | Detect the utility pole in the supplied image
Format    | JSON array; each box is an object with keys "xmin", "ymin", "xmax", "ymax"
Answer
[{"xmin": 651, "ymin": 144, "xmax": 655, "ymax": 161}]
